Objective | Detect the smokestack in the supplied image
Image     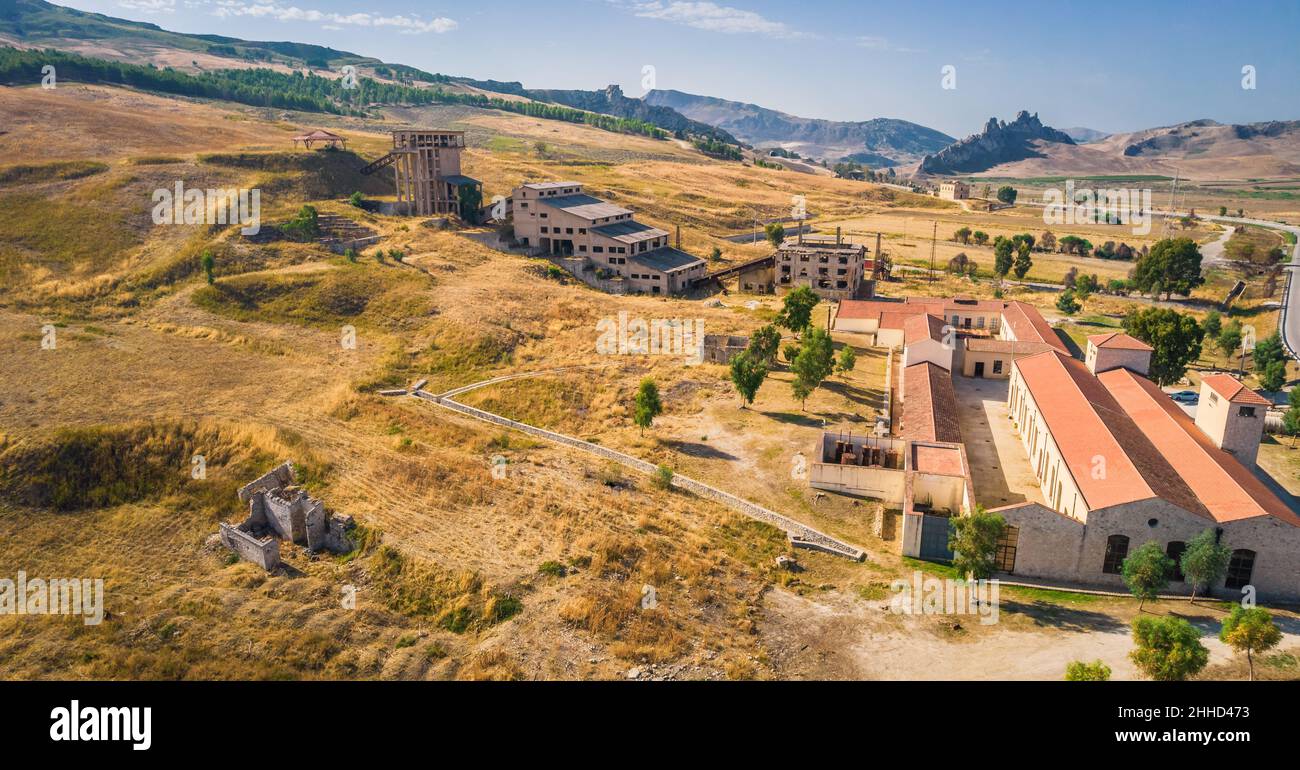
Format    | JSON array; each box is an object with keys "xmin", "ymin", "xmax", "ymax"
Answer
[
  {"xmin": 797, "ymin": 223, "xmax": 803, "ymax": 246},
  {"xmin": 836, "ymin": 226, "xmax": 842, "ymax": 247},
  {"xmin": 675, "ymin": 224, "xmax": 681, "ymax": 249}
]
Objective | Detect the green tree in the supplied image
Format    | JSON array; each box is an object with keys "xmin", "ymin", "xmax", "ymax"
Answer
[
  {"xmin": 775, "ymin": 286, "xmax": 819, "ymax": 335},
  {"xmin": 728, "ymin": 350, "xmax": 768, "ymax": 408},
  {"xmin": 790, "ymin": 326, "xmax": 834, "ymax": 409},
  {"xmin": 1122, "ymin": 541, "xmax": 1173, "ymax": 611},
  {"xmin": 633, "ymin": 378, "xmax": 662, "ymax": 435},
  {"xmin": 709, "ymin": 246, "xmax": 723, "ymax": 262},
  {"xmin": 1122, "ymin": 307, "xmax": 1206, "ymax": 387},
  {"xmin": 1132, "ymin": 237, "xmax": 1205, "ymax": 299},
  {"xmin": 1202, "ymin": 310, "xmax": 1222, "ymax": 339},
  {"xmin": 1284, "ymin": 386, "xmax": 1300, "ymax": 447},
  {"xmin": 765, "ymin": 222, "xmax": 786, "ymax": 248},
  {"xmin": 747, "ymin": 324, "xmax": 781, "ymax": 366},
  {"xmin": 947, "ymin": 507, "xmax": 1006, "ymax": 580},
  {"xmin": 652, "ymin": 464, "xmax": 675, "ymax": 491},
  {"xmin": 993, "ymin": 237, "xmax": 1014, "ymax": 277},
  {"xmin": 953, "ymin": 226, "xmax": 972, "ymax": 244},
  {"xmin": 1181, "ymin": 528, "xmax": 1232, "ymax": 603},
  {"xmin": 1055, "ymin": 288, "xmax": 1081, "ymax": 315},
  {"xmin": 996, "ymin": 185, "xmax": 1018, "ymax": 204},
  {"xmin": 1220, "ymin": 606, "xmax": 1282, "ymax": 681},
  {"xmin": 1217, "ymin": 321, "xmax": 1243, "ymax": 358},
  {"xmin": 1130, "ymin": 616, "xmax": 1209, "ymax": 681},
  {"xmin": 457, "ymin": 184, "xmax": 483, "ymax": 223},
  {"xmin": 1253, "ymin": 332, "xmax": 1286, "ymax": 375},
  {"xmin": 1065, "ymin": 660, "xmax": 1112, "ymax": 681},
  {"xmin": 348, "ymin": 191, "xmax": 365, "ymax": 207},
  {"xmin": 200, "ymin": 250, "xmax": 215, "ymax": 285},
  {"xmin": 1012, "ymin": 241, "xmax": 1033, "ymax": 280},
  {"xmin": 280, "ymin": 204, "xmax": 320, "ymax": 242},
  {"xmin": 836, "ymin": 346, "xmax": 857, "ymax": 378},
  {"xmin": 1260, "ymin": 360, "xmax": 1287, "ymax": 392},
  {"xmin": 972, "ymin": 230, "xmax": 989, "ymax": 246}
]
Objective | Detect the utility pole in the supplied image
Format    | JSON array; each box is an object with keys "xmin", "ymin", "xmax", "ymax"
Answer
[{"xmin": 928, "ymin": 221, "xmax": 937, "ymax": 284}]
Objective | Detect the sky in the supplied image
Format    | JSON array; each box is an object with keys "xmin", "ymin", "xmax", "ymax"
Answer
[{"xmin": 56, "ymin": 0, "xmax": 1300, "ymax": 138}]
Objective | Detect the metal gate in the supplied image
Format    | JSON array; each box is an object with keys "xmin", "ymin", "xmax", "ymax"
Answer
[{"xmin": 919, "ymin": 514, "xmax": 954, "ymax": 561}]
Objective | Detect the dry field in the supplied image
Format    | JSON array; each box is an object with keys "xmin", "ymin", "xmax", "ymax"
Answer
[{"xmin": 1, "ymin": 81, "xmax": 1297, "ymax": 681}]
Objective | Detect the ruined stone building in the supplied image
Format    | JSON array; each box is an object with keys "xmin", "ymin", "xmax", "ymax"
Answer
[{"xmin": 218, "ymin": 462, "xmax": 354, "ymax": 570}]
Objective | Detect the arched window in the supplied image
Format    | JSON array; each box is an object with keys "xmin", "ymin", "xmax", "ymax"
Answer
[
  {"xmin": 1226, "ymin": 549, "xmax": 1257, "ymax": 590},
  {"xmin": 1165, "ymin": 542, "xmax": 1186, "ymax": 582},
  {"xmin": 1102, "ymin": 535, "xmax": 1130, "ymax": 574}
]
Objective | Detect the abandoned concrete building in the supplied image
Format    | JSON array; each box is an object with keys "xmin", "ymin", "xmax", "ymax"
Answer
[
  {"xmin": 701, "ymin": 334, "xmax": 750, "ymax": 364},
  {"xmin": 511, "ymin": 181, "xmax": 707, "ymax": 294},
  {"xmin": 360, "ymin": 130, "xmax": 481, "ymax": 217},
  {"xmin": 754, "ymin": 230, "xmax": 877, "ymax": 300},
  {"xmin": 218, "ymin": 462, "xmax": 355, "ymax": 570},
  {"xmin": 819, "ymin": 296, "xmax": 1300, "ymax": 600}
]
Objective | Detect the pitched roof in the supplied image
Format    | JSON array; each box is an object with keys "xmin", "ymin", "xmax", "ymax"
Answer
[
  {"xmin": 905, "ymin": 296, "xmax": 1005, "ymax": 313},
  {"xmin": 835, "ymin": 299, "xmax": 925, "ymax": 322},
  {"xmin": 902, "ymin": 361, "xmax": 962, "ymax": 444},
  {"xmin": 539, "ymin": 194, "xmax": 631, "ymax": 220},
  {"xmin": 629, "ymin": 246, "xmax": 704, "ymax": 273},
  {"xmin": 1088, "ymin": 332, "xmax": 1153, "ymax": 351},
  {"xmin": 1201, "ymin": 373, "xmax": 1272, "ymax": 406},
  {"xmin": 293, "ymin": 129, "xmax": 345, "ymax": 141},
  {"xmin": 592, "ymin": 219, "xmax": 669, "ymax": 243},
  {"xmin": 1012, "ymin": 350, "xmax": 1206, "ymax": 515},
  {"xmin": 522, "ymin": 181, "xmax": 581, "ymax": 190},
  {"xmin": 904, "ymin": 313, "xmax": 946, "ymax": 345},
  {"xmin": 1001, "ymin": 301, "xmax": 1068, "ymax": 352},
  {"xmin": 1099, "ymin": 367, "xmax": 1298, "ymax": 525},
  {"xmin": 965, "ymin": 337, "xmax": 1054, "ymax": 355}
]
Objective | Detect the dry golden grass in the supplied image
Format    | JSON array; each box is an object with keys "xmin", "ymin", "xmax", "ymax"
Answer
[{"xmin": 3, "ymin": 82, "xmax": 1296, "ymax": 680}]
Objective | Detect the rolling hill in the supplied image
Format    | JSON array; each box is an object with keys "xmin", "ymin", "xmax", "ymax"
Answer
[
  {"xmin": 915, "ymin": 112, "xmax": 1300, "ymax": 181},
  {"xmin": 643, "ymin": 88, "xmax": 954, "ymax": 165}
]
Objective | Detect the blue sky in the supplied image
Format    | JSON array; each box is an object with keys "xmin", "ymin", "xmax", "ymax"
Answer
[{"xmin": 59, "ymin": 0, "xmax": 1300, "ymax": 137}]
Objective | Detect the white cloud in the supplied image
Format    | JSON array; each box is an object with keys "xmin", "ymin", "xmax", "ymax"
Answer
[
  {"xmin": 855, "ymin": 35, "xmax": 924, "ymax": 54},
  {"xmin": 212, "ymin": 2, "xmax": 458, "ymax": 34},
  {"xmin": 628, "ymin": 1, "xmax": 805, "ymax": 39},
  {"xmin": 118, "ymin": 0, "xmax": 176, "ymax": 12}
]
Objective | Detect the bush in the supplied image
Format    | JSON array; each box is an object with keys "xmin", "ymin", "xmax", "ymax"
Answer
[
  {"xmin": 1065, "ymin": 660, "xmax": 1111, "ymax": 681},
  {"xmin": 653, "ymin": 465, "xmax": 674, "ymax": 491},
  {"xmin": 538, "ymin": 560, "xmax": 568, "ymax": 578}
]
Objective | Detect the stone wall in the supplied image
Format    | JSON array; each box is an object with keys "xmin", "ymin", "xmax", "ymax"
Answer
[
  {"xmin": 219, "ymin": 523, "xmax": 281, "ymax": 570},
  {"xmin": 220, "ymin": 461, "xmax": 355, "ymax": 571}
]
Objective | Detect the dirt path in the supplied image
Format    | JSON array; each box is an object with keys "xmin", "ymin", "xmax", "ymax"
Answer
[{"xmin": 760, "ymin": 587, "xmax": 1300, "ymax": 680}]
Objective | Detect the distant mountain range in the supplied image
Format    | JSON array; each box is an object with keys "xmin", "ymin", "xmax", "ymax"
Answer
[
  {"xmin": 643, "ymin": 88, "xmax": 955, "ymax": 166},
  {"xmin": 5, "ymin": 0, "xmax": 1300, "ymax": 181}
]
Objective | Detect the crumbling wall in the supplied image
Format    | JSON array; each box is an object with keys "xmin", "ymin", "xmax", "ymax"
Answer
[
  {"xmin": 219, "ymin": 461, "xmax": 355, "ymax": 571},
  {"xmin": 238, "ymin": 461, "xmax": 294, "ymax": 505},
  {"xmin": 219, "ymin": 523, "xmax": 281, "ymax": 570}
]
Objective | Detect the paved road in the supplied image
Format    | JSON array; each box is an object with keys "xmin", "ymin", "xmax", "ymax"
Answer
[{"xmin": 1191, "ymin": 212, "xmax": 1300, "ymax": 362}]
